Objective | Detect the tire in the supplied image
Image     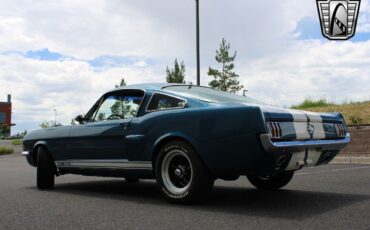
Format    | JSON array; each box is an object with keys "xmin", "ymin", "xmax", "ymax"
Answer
[
  {"xmin": 36, "ymin": 147, "xmax": 56, "ymax": 190},
  {"xmin": 155, "ymin": 141, "xmax": 214, "ymax": 203},
  {"xmin": 247, "ymin": 171, "xmax": 294, "ymax": 190},
  {"xmin": 125, "ymin": 178, "xmax": 139, "ymax": 183}
]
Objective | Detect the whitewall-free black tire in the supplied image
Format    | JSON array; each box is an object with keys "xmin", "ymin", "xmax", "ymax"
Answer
[
  {"xmin": 247, "ymin": 171, "xmax": 294, "ymax": 190},
  {"xmin": 155, "ymin": 141, "xmax": 214, "ymax": 203},
  {"xmin": 36, "ymin": 147, "xmax": 56, "ymax": 190}
]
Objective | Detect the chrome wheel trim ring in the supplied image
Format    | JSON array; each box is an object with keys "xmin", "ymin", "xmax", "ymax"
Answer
[{"xmin": 161, "ymin": 149, "xmax": 193, "ymax": 195}]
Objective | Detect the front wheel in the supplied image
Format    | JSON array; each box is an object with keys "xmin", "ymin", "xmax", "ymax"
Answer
[
  {"xmin": 155, "ymin": 141, "xmax": 214, "ymax": 203},
  {"xmin": 247, "ymin": 171, "xmax": 294, "ymax": 190},
  {"xmin": 36, "ymin": 147, "xmax": 56, "ymax": 190}
]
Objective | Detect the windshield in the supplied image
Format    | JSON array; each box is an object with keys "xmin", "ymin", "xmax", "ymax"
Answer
[{"xmin": 162, "ymin": 86, "xmax": 264, "ymax": 104}]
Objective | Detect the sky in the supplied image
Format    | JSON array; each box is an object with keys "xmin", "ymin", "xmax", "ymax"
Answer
[{"xmin": 0, "ymin": 0, "xmax": 370, "ymax": 134}]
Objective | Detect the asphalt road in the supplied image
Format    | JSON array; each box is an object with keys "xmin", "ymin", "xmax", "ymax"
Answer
[{"xmin": 0, "ymin": 156, "xmax": 369, "ymax": 230}]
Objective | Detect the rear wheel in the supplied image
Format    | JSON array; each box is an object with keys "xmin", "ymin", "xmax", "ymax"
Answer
[
  {"xmin": 247, "ymin": 171, "xmax": 294, "ymax": 190},
  {"xmin": 155, "ymin": 141, "xmax": 214, "ymax": 203},
  {"xmin": 36, "ymin": 147, "xmax": 56, "ymax": 190}
]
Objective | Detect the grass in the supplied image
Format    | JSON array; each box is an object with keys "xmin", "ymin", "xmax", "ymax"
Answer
[
  {"xmin": 0, "ymin": 147, "xmax": 14, "ymax": 155},
  {"xmin": 291, "ymin": 99, "xmax": 334, "ymax": 109},
  {"xmin": 11, "ymin": 139, "xmax": 22, "ymax": 145},
  {"xmin": 291, "ymin": 99, "xmax": 370, "ymax": 125}
]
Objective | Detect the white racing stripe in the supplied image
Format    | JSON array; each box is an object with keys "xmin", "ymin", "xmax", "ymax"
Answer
[
  {"xmin": 305, "ymin": 111, "xmax": 326, "ymax": 139},
  {"xmin": 258, "ymin": 104, "xmax": 327, "ymax": 139},
  {"xmin": 284, "ymin": 109, "xmax": 310, "ymax": 140},
  {"xmin": 293, "ymin": 122, "xmax": 311, "ymax": 140},
  {"xmin": 288, "ymin": 109, "xmax": 326, "ymax": 140},
  {"xmin": 286, "ymin": 149, "xmax": 322, "ymax": 170}
]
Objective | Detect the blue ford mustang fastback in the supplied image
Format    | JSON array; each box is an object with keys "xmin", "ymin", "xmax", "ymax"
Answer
[{"xmin": 22, "ymin": 83, "xmax": 350, "ymax": 203}]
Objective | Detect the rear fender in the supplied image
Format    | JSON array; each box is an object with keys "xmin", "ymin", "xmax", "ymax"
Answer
[{"xmin": 151, "ymin": 132, "xmax": 201, "ymax": 164}]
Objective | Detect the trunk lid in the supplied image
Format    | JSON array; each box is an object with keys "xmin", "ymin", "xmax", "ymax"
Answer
[{"xmin": 258, "ymin": 105, "xmax": 346, "ymax": 140}]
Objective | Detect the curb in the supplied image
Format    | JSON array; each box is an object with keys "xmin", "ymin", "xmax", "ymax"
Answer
[{"xmin": 332, "ymin": 157, "xmax": 370, "ymax": 164}]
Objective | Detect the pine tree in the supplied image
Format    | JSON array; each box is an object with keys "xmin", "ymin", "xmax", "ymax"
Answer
[
  {"xmin": 120, "ymin": 78, "xmax": 127, "ymax": 87},
  {"xmin": 208, "ymin": 38, "xmax": 243, "ymax": 93},
  {"xmin": 116, "ymin": 78, "xmax": 127, "ymax": 88},
  {"xmin": 166, "ymin": 59, "xmax": 186, "ymax": 83}
]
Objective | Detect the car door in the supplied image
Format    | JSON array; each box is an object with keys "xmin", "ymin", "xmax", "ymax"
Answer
[{"xmin": 67, "ymin": 90, "xmax": 144, "ymax": 161}]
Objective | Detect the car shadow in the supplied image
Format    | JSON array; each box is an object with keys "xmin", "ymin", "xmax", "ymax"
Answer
[{"xmin": 31, "ymin": 179, "xmax": 370, "ymax": 221}]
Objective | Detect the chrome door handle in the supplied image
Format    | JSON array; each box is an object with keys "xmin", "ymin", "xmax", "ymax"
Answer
[{"xmin": 123, "ymin": 123, "xmax": 130, "ymax": 130}]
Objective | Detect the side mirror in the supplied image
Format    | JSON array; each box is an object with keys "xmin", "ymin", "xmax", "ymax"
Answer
[{"xmin": 74, "ymin": 114, "xmax": 85, "ymax": 124}]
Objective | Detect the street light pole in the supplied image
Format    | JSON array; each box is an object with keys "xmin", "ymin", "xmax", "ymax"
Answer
[
  {"xmin": 54, "ymin": 109, "xmax": 57, "ymax": 127},
  {"xmin": 195, "ymin": 0, "xmax": 200, "ymax": 86}
]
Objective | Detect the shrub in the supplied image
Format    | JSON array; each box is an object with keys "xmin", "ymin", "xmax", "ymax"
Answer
[
  {"xmin": 11, "ymin": 139, "xmax": 22, "ymax": 145},
  {"xmin": 349, "ymin": 116, "xmax": 363, "ymax": 125},
  {"xmin": 291, "ymin": 99, "xmax": 334, "ymax": 109},
  {"xmin": 0, "ymin": 147, "xmax": 14, "ymax": 155}
]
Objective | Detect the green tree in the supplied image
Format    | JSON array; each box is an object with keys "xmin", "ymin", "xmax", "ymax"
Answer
[
  {"xmin": 120, "ymin": 78, "xmax": 127, "ymax": 87},
  {"xmin": 39, "ymin": 121, "xmax": 50, "ymax": 129},
  {"xmin": 20, "ymin": 130, "xmax": 27, "ymax": 137},
  {"xmin": 115, "ymin": 78, "xmax": 127, "ymax": 88},
  {"xmin": 111, "ymin": 77, "xmax": 136, "ymax": 118},
  {"xmin": 166, "ymin": 59, "xmax": 186, "ymax": 83},
  {"xmin": 208, "ymin": 38, "xmax": 243, "ymax": 93},
  {"xmin": 0, "ymin": 124, "xmax": 10, "ymax": 137}
]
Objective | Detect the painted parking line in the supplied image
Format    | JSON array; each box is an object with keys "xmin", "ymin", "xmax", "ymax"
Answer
[{"xmin": 295, "ymin": 166, "xmax": 370, "ymax": 176}]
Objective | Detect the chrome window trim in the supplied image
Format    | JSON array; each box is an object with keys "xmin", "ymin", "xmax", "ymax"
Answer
[
  {"xmin": 145, "ymin": 92, "xmax": 188, "ymax": 113},
  {"xmin": 91, "ymin": 89, "xmax": 147, "ymax": 122}
]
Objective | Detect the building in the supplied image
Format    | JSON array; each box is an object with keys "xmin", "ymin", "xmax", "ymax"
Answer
[{"xmin": 0, "ymin": 95, "xmax": 12, "ymax": 136}]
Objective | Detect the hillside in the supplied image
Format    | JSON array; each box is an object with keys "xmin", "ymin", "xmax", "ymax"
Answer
[{"xmin": 291, "ymin": 100, "xmax": 370, "ymax": 125}]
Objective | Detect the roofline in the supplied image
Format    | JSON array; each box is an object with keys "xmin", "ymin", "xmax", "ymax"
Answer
[
  {"xmin": 161, "ymin": 84, "xmax": 213, "ymax": 90},
  {"xmin": 109, "ymin": 83, "xmax": 213, "ymax": 92}
]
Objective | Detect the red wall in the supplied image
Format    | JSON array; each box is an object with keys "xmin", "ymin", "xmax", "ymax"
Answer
[{"xmin": 0, "ymin": 102, "xmax": 12, "ymax": 127}]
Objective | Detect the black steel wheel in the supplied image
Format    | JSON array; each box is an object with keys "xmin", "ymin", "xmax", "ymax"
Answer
[
  {"xmin": 36, "ymin": 147, "xmax": 56, "ymax": 190},
  {"xmin": 155, "ymin": 141, "xmax": 214, "ymax": 203},
  {"xmin": 247, "ymin": 171, "xmax": 294, "ymax": 190}
]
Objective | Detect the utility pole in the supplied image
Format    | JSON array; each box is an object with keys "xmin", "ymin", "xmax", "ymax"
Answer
[
  {"xmin": 54, "ymin": 109, "xmax": 57, "ymax": 126},
  {"xmin": 196, "ymin": 0, "xmax": 200, "ymax": 86}
]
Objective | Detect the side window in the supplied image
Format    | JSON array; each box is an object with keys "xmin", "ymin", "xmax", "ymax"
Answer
[
  {"xmin": 93, "ymin": 93, "xmax": 143, "ymax": 121},
  {"xmin": 147, "ymin": 93, "xmax": 186, "ymax": 111}
]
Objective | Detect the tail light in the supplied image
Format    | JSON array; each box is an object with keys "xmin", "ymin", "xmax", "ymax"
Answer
[
  {"xmin": 335, "ymin": 123, "xmax": 346, "ymax": 137},
  {"xmin": 267, "ymin": 122, "xmax": 282, "ymax": 139}
]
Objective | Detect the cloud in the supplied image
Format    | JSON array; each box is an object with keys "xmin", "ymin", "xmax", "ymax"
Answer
[
  {"xmin": 238, "ymin": 40, "xmax": 370, "ymax": 106},
  {"xmin": 0, "ymin": 0, "xmax": 369, "ymax": 134},
  {"xmin": 357, "ymin": 0, "xmax": 370, "ymax": 32},
  {"xmin": 0, "ymin": 54, "xmax": 165, "ymax": 133},
  {"xmin": 292, "ymin": 16, "xmax": 325, "ymax": 40}
]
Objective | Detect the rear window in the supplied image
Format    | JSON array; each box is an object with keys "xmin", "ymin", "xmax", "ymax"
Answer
[
  {"xmin": 162, "ymin": 85, "xmax": 264, "ymax": 104},
  {"xmin": 147, "ymin": 93, "xmax": 186, "ymax": 111}
]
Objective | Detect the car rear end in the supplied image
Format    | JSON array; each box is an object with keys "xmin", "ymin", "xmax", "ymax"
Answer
[{"xmin": 260, "ymin": 105, "xmax": 350, "ymax": 172}]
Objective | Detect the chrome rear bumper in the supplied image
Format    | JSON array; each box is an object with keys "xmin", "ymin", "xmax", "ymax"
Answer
[{"xmin": 260, "ymin": 133, "xmax": 350, "ymax": 153}]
